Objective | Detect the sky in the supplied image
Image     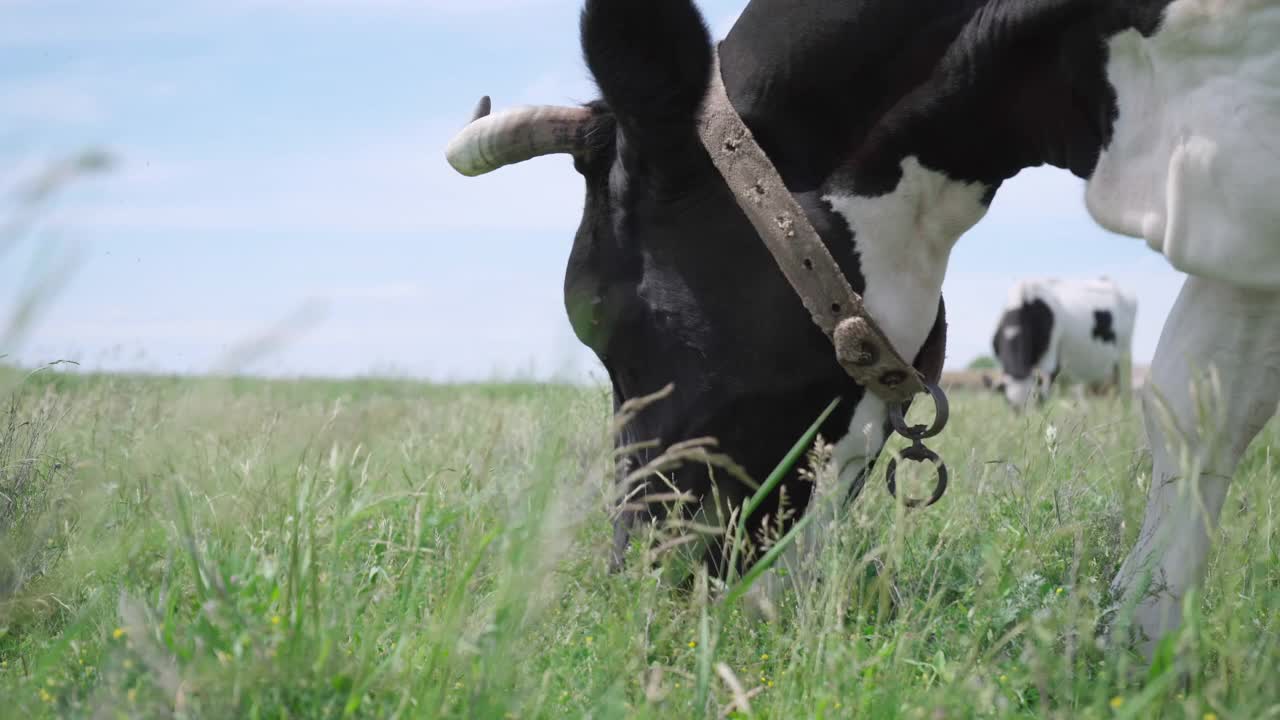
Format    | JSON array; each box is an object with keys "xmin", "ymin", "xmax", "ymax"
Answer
[{"xmin": 0, "ymin": 0, "xmax": 1186, "ymax": 384}]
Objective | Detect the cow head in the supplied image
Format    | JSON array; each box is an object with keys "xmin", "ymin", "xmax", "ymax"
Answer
[
  {"xmin": 446, "ymin": 0, "xmax": 906, "ymax": 566},
  {"xmin": 989, "ymin": 297, "xmax": 1056, "ymax": 410}
]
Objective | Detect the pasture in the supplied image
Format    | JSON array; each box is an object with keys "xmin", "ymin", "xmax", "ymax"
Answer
[{"xmin": 0, "ymin": 370, "xmax": 1277, "ymax": 718}]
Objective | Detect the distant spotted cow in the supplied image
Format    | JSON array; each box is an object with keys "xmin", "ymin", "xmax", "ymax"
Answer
[{"xmin": 988, "ymin": 278, "xmax": 1137, "ymax": 408}]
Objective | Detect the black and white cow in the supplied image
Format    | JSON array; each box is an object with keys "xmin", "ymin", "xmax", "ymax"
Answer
[
  {"xmin": 988, "ymin": 277, "xmax": 1137, "ymax": 407},
  {"xmin": 446, "ymin": 0, "xmax": 1280, "ymax": 658}
]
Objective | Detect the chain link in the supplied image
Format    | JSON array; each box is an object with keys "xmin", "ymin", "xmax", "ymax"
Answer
[{"xmin": 885, "ymin": 382, "xmax": 950, "ymax": 507}]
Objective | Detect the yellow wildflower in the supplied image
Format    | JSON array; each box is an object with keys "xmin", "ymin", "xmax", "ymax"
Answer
[
  {"xmin": 1110, "ymin": 696, "xmax": 1124, "ymax": 710},
  {"xmin": 760, "ymin": 653, "xmax": 769, "ymax": 661},
  {"xmin": 585, "ymin": 636, "xmax": 593, "ymax": 645},
  {"xmin": 271, "ymin": 615, "xmax": 282, "ymax": 626},
  {"xmin": 38, "ymin": 688, "xmax": 53, "ymax": 704},
  {"xmin": 688, "ymin": 641, "xmax": 697, "ymax": 649},
  {"xmin": 112, "ymin": 628, "xmax": 126, "ymax": 640},
  {"xmin": 1204, "ymin": 714, "xmax": 1218, "ymax": 720}
]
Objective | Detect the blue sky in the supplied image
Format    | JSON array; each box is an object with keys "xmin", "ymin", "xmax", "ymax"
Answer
[{"xmin": 0, "ymin": 0, "xmax": 1184, "ymax": 382}]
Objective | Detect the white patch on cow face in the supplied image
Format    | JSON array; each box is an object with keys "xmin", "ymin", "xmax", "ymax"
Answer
[
  {"xmin": 1086, "ymin": 0, "xmax": 1280, "ymax": 290},
  {"xmin": 1002, "ymin": 325, "xmax": 1021, "ymax": 340},
  {"xmin": 824, "ymin": 157, "xmax": 991, "ymax": 371}
]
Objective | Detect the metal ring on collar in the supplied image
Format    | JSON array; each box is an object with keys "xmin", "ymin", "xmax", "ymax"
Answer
[
  {"xmin": 885, "ymin": 443, "xmax": 949, "ymax": 508},
  {"xmin": 888, "ymin": 382, "xmax": 950, "ymax": 441}
]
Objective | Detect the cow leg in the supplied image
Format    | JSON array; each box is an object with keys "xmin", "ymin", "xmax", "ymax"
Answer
[
  {"xmin": 745, "ymin": 395, "xmax": 887, "ymax": 618},
  {"xmin": 1111, "ymin": 276, "xmax": 1280, "ymax": 659}
]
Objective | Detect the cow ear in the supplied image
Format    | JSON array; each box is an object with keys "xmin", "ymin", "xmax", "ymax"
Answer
[
  {"xmin": 981, "ymin": 374, "xmax": 994, "ymax": 390},
  {"xmin": 580, "ymin": 0, "xmax": 712, "ymax": 162}
]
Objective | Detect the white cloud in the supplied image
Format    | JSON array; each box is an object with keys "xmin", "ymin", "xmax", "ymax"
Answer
[
  {"xmin": 0, "ymin": 82, "xmax": 104, "ymax": 126},
  {"xmin": 515, "ymin": 71, "xmax": 597, "ymax": 106},
  {"xmin": 0, "ymin": 4, "xmax": 234, "ymax": 49},
  {"xmin": 53, "ymin": 114, "xmax": 589, "ymax": 234},
  {"xmin": 12, "ymin": 269, "xmax": 602, "ymax": 381},
  {"xmin": 240, "ymin": 0, "xmax": 564, "ymax": 10},
  {"xmin": 987, "ymin": 165, "xmax": 1090, "ymax": 222},
  {"xmin": 713, "ymin": 10, "xmax": 744, "ymax": 39},
  {"xmin": 323, "ymin": 282, "xmax": 427, "ymax": 302}
]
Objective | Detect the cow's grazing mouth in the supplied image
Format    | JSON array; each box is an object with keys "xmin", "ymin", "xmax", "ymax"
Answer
[{"xmin": 444, "ymin": 0, "xmax": 1280, "ymax": 665}]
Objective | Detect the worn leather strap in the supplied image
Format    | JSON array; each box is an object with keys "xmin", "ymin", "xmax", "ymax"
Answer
[{"xmin": 697, "ymin": 52, "xmax": 932, "ymax": 405}]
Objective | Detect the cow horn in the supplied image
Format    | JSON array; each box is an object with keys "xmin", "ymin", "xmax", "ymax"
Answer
[{"xmin": 445, "ymin": 96, "xmax": 592, "ymax": 177}]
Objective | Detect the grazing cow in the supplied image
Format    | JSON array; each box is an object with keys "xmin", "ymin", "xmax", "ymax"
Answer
[
  {"xmin": 446, "ymin": 0, "xmax": 1280, "ymax": 659},
  {"xmin": 988, "ymin": 277, "xmax": 1137, "ymax": 408}
]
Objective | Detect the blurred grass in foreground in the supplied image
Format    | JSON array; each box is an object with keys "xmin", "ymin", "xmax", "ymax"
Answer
[{"xmin": 0, "ymin": 371, "xmax": 1276, "ymax": 719}]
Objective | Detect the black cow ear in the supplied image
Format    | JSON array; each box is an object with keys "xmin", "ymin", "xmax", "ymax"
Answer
[
  {"xmin": 982, "ymin": 375, "xmax": 994, "ymax": 390},
  {"xmin": 580, "ymin": 0, "xmax": 712, "ymax": 161}
]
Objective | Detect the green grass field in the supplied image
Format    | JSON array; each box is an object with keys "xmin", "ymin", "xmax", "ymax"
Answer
[{"xmin": 0, "ymin": 369, "xmax": 1276, "ymax": 719}]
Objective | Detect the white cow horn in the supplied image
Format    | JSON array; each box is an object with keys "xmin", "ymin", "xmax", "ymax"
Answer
[{"xmin": 445, "ymin": 96, "xmax": 592, "ymax": 177}]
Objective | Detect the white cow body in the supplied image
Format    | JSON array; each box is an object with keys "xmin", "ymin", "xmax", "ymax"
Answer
[
  {"xmin": 994, "ymin": 277, "xmax": 1138, "ymax": 407},
  {"xmin": 1086, "ymin": 0, "xmax": 1280, "ymax": 657}
]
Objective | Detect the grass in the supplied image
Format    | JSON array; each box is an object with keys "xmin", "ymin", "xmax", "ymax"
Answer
[{"xmin": 0, "ymin": 369, "xmax": 1276, "ymax": 719}]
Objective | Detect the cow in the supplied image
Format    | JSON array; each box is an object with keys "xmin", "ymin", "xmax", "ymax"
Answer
[
  {"xmin": 987, "ymin": 277, "xmax": 1137, "ymax": 408},
  {"xmin": 445, "ymin": 0, "xmax": 1280, "ymax": 660}
]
